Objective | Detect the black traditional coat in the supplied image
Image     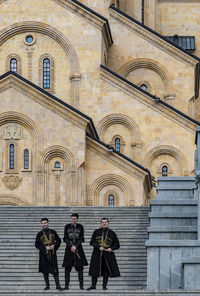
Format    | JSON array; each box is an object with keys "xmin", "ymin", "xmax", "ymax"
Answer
[
  {"xmin": 62, "ymin": 223, "xmax": 88, "ymax": 268},
  {"xmin": 35, "ymin": 228, "xmax": 61, "ymax": 275},
  {"xmin": 89, "ymin": 228, "xmax": 120, "ymax": 278}
]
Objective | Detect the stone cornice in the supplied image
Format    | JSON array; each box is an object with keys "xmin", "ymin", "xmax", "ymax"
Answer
[
  {"xmin": 110, "ymin": 5, "xmax": 199, "ymax": 68},
  {"xmin": 0, "ymin": 72, "xmax": 97, "ymax": 135},
  {"xmin": 100, "ymin": 66, "xmax": 199, "ymax": 134},
  {"xmin": 53, "ymin": 0, "xmax": 113, "ymax": 49},
  {"xmin": 86, "ymin": 135, "xmax": 150, "ymax": 184}
]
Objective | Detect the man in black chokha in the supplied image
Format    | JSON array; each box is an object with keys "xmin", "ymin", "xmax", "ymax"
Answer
[
  {"xmin": 62, "ymin": 213, "xmax": 88, "ymax": 290},
  {"xmin": 35, "ymin": 218, "xmax": 63, "ymax": 291},
  {"xmin": 87, "ymin": 217, "xmax": 120, "ymax": 290}
]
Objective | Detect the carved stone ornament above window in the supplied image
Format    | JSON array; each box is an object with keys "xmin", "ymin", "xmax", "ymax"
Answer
[
  {"xmin": 2, "ymin": 175, "xmax": 23, "ymax": 190},
  {"xmin": 3, "ymin": 123, "xmax": 21, "ymax": 140}
]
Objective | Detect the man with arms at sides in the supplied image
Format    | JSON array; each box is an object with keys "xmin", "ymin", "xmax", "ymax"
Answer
[
  {"xmin": 87, "ymin": 217, "xmax": 120, "ymax": 290},
  {"xmin": 35, "ymin": 218, "xmax": 63, "ymax": 291},
  {"xmin": 62, "ymin": 213, "xmax": 88, "ymax": 290}
]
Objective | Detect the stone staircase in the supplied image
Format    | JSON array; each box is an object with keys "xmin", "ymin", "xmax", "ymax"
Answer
[
  {"xmin": 146, "ymin": 177, "xmax": 199, "ymax": 292},
  {"xmin": 0, "ymin": 206, "xmax": 150, "ymax": 295}
]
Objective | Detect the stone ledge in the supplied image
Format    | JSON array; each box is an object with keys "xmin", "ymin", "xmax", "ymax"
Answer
[
  {"xmin": 150, "ymin": 200, "xmax": 198, "ymax": 205},
  {"xmin": 182, "ymin": 257, "xmax": 200, "ymax": 264},
  {"xmin": 146, "ymin": 240, "xmax": 200, "ymax": 247},
  {"xmin": 149, "ymin": 213, "xmax": 197, "ymax": 218},
  {"xmin": 147, "ymin": 226, "xmax": 197, "ymax": 233}
]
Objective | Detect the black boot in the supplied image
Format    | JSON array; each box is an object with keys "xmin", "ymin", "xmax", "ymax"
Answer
[
  {"xmin": 54, "ymin": 274, "xmax": 64, "ymax": 291},
  {"xmin": 65, "ymin": 269, "xmax": 70, "ymax": 289},
  {"xmin": 103, "ymin": 275, "xmax": 108, "ymax": 290},
  {"xmin": 78, "ymin": 270, "xmax": 84, "ymax": 290},
  {"xmin": 43, "ymin": 274, "xmax": 50, "ymax": 290},
  {"xmin": 87, "ymin": 277, "xmax": 97, "ymax": 290}
]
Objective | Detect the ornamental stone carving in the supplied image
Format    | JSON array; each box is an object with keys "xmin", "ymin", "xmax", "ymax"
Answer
[
  {"xmin": 2, "ymin": 175, "xmax": 23, "ymax": 190},
  {"xmin": 3, "ymin": 123, "xmax": 21, "ymax": 140}
]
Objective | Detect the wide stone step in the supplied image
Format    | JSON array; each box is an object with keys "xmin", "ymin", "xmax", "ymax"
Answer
[{"xmin": 1, "ymin": 290, "xmax": 200, "ymax": 296}]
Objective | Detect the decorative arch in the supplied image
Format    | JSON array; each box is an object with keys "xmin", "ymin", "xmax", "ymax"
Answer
[
  {"xmin": 41, "ymin": 146, "xmax": 77, "ymax": 205},
  {"xmin": 88, "ymin": 174, "xmax": 134, "ymax": 206},
  {"xmin": 143, "ymin": 145, "xmax": 187, "ymax": 175},
  {"xmin": 118, "ymin": 58, "xmax": 171, "ymax": 90},
  {"xmin": 6, "ymin": 53, "xmax": 22, "ymax": 75},
  {"xmin": 0, "ymin": 194, "xmax": 31, "ymax": 206},
  {"xmin": 0, "ymin": 112, "xmax": 42, "ymax": 204},
  {"xmin": 97, "ymin": 113, "xmax": 140, "ymax": 142},
  {"xmin": 41, "ymin": 145, "xmax": 75, "ymax": 168},
  {"xmin": 0, "ymin": 21, "xmax": 80, "ymax": 74},
  {"xmin": 0, "ymin": 111, "xmax": 42, "ymax": 151},
  {"xmin": 0, "ymin": 21, "xmax": 81, "ymax": 107}
]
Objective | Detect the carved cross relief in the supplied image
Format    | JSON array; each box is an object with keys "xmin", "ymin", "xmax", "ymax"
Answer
[{"xmin": 3, "ymin": 123, "xmax": 21, "ymax": 140}]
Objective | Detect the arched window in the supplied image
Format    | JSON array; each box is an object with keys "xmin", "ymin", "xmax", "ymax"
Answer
[
  {"xmin": 24, "ymin": 149, "xmax": 29, "ymax": 169},
  {"xmin": 162, "ymin": 165, "xmax": 168, "ymax": 176},
  {"xmin": 115, "ymin": 138, "xmax": 120, "ymax": 152},
  {"xmin": 43, "ymin": 58, "xmax": 50, "ymax": 89},
  {"xmin": 54, "ymin": 161, "xmax": 61, "ymax": 169},
  {"xmin": 140, "ymin": 84, "xmax": 147, "ymax": 91},
  {"xmin": 108, "ymin": 194, "xmax": 114, "ymax": 206},
  {"xmin": 9, "ymin": 144, "xmax": 14, "ymax": 169},
  {"xmin": 10, "ymin": 58, "xmax": 17, "ymax": 73}
]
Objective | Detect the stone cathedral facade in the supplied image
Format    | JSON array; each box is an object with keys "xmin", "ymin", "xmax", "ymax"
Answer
[{"xmin": 0, "ymin": 0, "xmax": 199, "ymax": 207}]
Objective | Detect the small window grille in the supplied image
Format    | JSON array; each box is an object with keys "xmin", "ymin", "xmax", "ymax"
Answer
[
  {"xmin": 162, "ymin": 166, "xmax": 168, "ymax": 177},
  {"xmin": 43, "ymin": 58, "xmax": 50, "ymax": 89},
  {"xmin": 108, "ymin": 194, "xmax": 114, "ymax": 206},
  {"xmin": 24, "ymin": 150, "xmax": 29, "ymax": 169},
  {"xmin": 10, "ymin": 58, "xmax": 17, "ymax": 73},
  {"xmin": 115, "ymin": 138, "xmax": 120, "ymax": 152},
  {"xmin": 111, "ymin": 0, "xmax": 119, "ymax": 8},
  {"xmin": 140, "ymin": 84, "xmax": 147, "ymax": 91},
  {"xmin": 54, "ymin": 161, "xmax": 61, "ymax": 169},
  {"xmin": 165, "ymin": 35, "xmax": 195, "ymax": 51},
  {"xmin": 9, "ymin": 144, "xmax": 14, "ymax": 169}
]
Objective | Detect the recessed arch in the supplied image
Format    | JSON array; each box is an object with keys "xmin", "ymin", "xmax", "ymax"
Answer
[
  {"xmin": 88, "ymin": 174, "xmax": 134, "ymax": 206},
  {"xmin": 118, "ymin": 58, "xmax": 170, "ymax": 89},
  {"xmin": 0, "ymin": 21, "xmax": 80, "ymax": 74},
  {"xmin": 97, "ymin": 113, "xmax": 140, "ymax": 141},
  {"xmin": 41, "ymin": 145, "xmax": 76, "ymax": 168},
  {"xmin": 0, "ymin": 111, "xmax": 42, "ymax": 151},
  {"xmin": 0, "ymin": 194, "xmax": 31, "ymax": 206},
  {"xmin": 143, "ymin": 145, "xmax": 187, "ymax": 175}
]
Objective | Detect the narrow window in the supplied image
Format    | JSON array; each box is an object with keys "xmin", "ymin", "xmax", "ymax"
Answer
[
  {"xmin": 162, "ymin": 165, "xmax": 168, "ymax": 176},
  {"xmin": 24, "ymin": 149, "xmax": 29, "ymax": 169},
  {"xmin": 108, "ymin": 194, "xmax": 114, "ymax": 206},
  {"xmin": 10, "ymin": 58, "xmax": 17, "ymax": 73},
  {"xmin": 43, "ymin": 58, "xmax": 50, "ymax": 89},
  {"xmin": 54, "ymin": 161, "xmax": 61, "ymax": 169},
  {"xmin": 115, "ymin": 138, "xmax": 120, "ymax": 152},
  {"xmin": 9, "ymin": 144, "xmax": 14, "ymax": 169}
]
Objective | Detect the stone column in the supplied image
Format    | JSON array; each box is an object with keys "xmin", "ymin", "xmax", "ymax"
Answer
[
  {"xmin": 77, "ymin": 163, "xmax": 86, "ymax": 206},
  {"xmin": 70, "ymin": 74, "xmax": 81, "ymax": 109},
  {"xmin": 35, "ymin": 167, "xmax": 44, "ymax": 205},
  {"xmin": 55, "ymin": 171, "xmax": 60, "ymax": 206},
  {"xmin": 195, "ymin": 126, "xmax": 200, "ymax": 239},
  {"xmin": 145, "ymin": 0, "xmax": 157, "ymax": 30}
]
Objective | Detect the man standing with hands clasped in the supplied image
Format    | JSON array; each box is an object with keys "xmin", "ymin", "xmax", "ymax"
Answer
[
  {"xmin": 87, "ymin": 217, "xmax": 120, "ymax": 290},
  {"xmin": 35, "ymin": 218, "xmax": 63, "ymax": 291},
  {"xmin": 62, "ymin": 213, "xmax": 88, "ymax": 290}
]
